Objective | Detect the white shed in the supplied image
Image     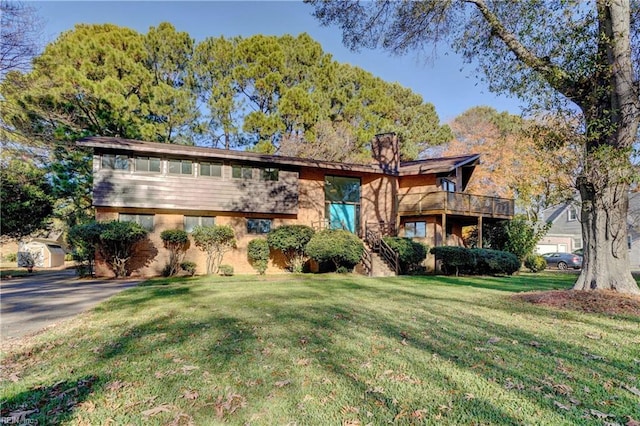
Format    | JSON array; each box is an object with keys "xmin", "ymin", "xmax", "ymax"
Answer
[{"xmin": 18, "ymin": 239, "xmax": 66, "ymax": 268}]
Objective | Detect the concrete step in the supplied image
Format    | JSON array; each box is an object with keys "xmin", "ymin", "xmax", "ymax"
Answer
[{"xmin": 369, "ymin": 251, "xmax": 397, "ymax": 277}]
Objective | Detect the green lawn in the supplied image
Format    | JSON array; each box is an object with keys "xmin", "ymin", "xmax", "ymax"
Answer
[{"xmin": 2, "ymin": 273, "xmax": 639, "ymax": 425}]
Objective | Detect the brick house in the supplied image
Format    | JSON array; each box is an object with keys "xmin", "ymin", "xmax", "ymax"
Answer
[{"xmin": 79, "ymin": 133, "xmax": 514, "ymax": 276}]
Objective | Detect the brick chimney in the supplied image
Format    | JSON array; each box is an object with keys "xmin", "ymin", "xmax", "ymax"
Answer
[{"xmin": 371, "ymin": 132, "xmax": 399, "ymax": 173}]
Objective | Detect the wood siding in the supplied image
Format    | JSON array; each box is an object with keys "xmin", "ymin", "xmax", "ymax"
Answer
[{"xmin": 93, "ymin": 157, "xmax": 299, "ymax": 215}]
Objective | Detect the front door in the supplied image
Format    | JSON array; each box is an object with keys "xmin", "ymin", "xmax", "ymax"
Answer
[
  {"xmin": 329, "ymin": 203, "xmax": 356, "ymax": 233},
  {"xmin": 325, "ymin": 175, "xmax": 361, "ymax": 234}
]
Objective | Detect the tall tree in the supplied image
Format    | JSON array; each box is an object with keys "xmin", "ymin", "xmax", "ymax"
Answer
[
  {"xmin": 191, "ymin": 33, "xmax": 451, "ymax": 158},
  {"xmin": 308, "ymin": 0, "xmax": 640, "ymax": 294},
  {"xmin": 1, "ymin": 23, "xmax": 199, "ymax": 230}
]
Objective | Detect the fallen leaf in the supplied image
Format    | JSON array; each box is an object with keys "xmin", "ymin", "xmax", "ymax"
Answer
[
  {"xmin": 275, "ymin": 379, "xmax": 291, "ymax": 388},
  {"xmin": 105, "ymin": 381, "xmax": 128, "ymax": 392},
  {"xmin": 529, "ymin": 341, "xmax": 541, "ymax": 347},
  {"xmin": 554, "ymin": 401, "xmax": 571, "ymax": 411},
  {"xmin": 590, "ymin": 409, "xmax": 613, "ymax": 419},
  {"xmin": 585, "ymin": 332, "xmax": 602, "ymax": 340},
  {"xmin": 181, "ymin": 365, "xmax": 199, "ymax": 373},
  {"xmin": 622, "ymin": 384, "xmax": 640, "ymax": 397},
  {"xmin": 142, "ymin": 404, "xmax": 173, "ymax": 417},
  {"xmin": 183, "ymin": 390, "xmax": 199, "ymax": 400},
  {"xmin": 8, "ymin": 372, "xmax": 20, "ymax": 382},
  {"xmin": 296, "ymin": 358, "xmax": 311, "ymax": 366},
  {"xmin": 464, "ymin": 393, "xmax": 475, "ymax": 400},
  {"xmin": 554, "ymin": 384, "xmax": 573, "ymax": 395},
  {"xmin": 626, "ymin": 416, "xmax": 640, "ymax": 426},
  {"xmin": 487, "ymin": 336, "xmax": 501, "ymax": 344}
]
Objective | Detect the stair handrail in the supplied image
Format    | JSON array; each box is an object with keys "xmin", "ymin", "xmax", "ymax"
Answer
[
  {"xmin": 378, "ymin": 237, "xmax": 400, "ymax": 275},
  {"xmin": 360, "ymin": 248, "xmax": 373, "ymax": 276}
]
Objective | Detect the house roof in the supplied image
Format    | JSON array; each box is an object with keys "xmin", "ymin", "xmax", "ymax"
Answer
[
  {"xmin": 78, "ymin": 136, "xmax": 480, "ymax": 177},
  {"xmin": 399, "ymin": 154, "xmax": 480, "ymax": 176}
]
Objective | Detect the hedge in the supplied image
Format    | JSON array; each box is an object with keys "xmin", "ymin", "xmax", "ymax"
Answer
[
  {"xmin": 430, "ymin": 246, "xmax": 519, "ymax": 276},
  {"xmin": 382, "ymin": 237, "xmax": 428, "ymax": 274}
]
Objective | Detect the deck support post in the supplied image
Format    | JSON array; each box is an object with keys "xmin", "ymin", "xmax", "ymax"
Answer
[{"xmin": 477, "ymin": 216, "xmax": 483, "ymax": 248}]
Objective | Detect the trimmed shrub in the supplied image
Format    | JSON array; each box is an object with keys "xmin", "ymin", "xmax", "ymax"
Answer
[
  {"xmin": 97, "ymin": 221, "xmax": 148, "ymax": 278},
  {"xmin": 306, "ymin": 229, "xmax": 364, "ymax": 272},
  {"xmin": 180, "ymin": 261, "xmax": 197, "ymax": 276},
  {"xmin": 160, "ymin": 229, "xmax": 189, "ymax": 277},
  {"xmin": 430, "ymin": 246, "xmax": 475, "ymax": 276},
  {"xmin": 248, "ymin": 238, "xmax": 270, "ymax": 275},
  {"xmin": 192, "ymin": 225, "xmax": 236, "ymax": 275},
  {"xmin": 524, "ymin": 253, "xmax": 547, "ymax": 273},
  {"xmin": 219, "ymin": 264, "xmax": 234, "ymax": 276},
  {"xmin": 472, "ymin": 248, "xmax": 520, "ymax": 275},
  {"xmin": 267, "ymin": 225, "xmax": 315, "ymax": 272},
  {"xmin": 382, "ymin": 237, "xmax": 428, "ymax": 274}
]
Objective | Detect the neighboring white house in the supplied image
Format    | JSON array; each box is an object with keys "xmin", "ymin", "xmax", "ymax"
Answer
[{"xmin": 536, "ymin": 192, "xmax": 640, "ymax": 271}]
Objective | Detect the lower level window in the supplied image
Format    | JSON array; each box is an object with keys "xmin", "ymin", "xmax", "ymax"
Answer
[
  {"xmin": 405, "ymin": 221, "xmax": 426, "ymax": 238},
  {"xmin": 184, "ymin": 216, "xmax": 215, "ymax": 233},
  {"xmin": 119, "ymin": 213, "xmax": 154, "ymax": 231},
  {"xmin": 247, "ymin": 218, "xmax": 272, "ymax": 234}
]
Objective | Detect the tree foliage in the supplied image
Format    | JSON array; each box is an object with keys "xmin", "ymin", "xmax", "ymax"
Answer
[
  {"xmin": 191, "ymin": 225, "xmax": 236, "ymax": 275},
  {"xmin": 0, "ymin": 157, "xmax": 53, "ymax": 238},
  {"xmin": 484, "ymin": 215, "xmax": 550, "ymax": 263},
  {"xmin": 440, "ymin": 106, "xmax": 578, "ymax": 221},
  {"xmin": 308, "ymin": 0, "xmax": 640, "ymax": 294}
]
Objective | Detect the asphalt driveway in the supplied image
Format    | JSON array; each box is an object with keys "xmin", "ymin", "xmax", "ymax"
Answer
[{"xmin": 1, "ymin": 269, "xmax": 140, "ymax": 342}]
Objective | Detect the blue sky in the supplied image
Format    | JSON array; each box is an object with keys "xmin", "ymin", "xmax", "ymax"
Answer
[{"xmin": 34, "ymin": 1, "xmax": 524, "ymax": 123}]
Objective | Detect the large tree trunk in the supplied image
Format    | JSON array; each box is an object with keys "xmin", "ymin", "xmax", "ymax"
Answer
[
  {"xmin": 576, "ymin": 178, "xmax": 639, "ymax": 294},
  {"xmin": 572, "ymin": 0, "xmax": 640, "ymax": 295}
]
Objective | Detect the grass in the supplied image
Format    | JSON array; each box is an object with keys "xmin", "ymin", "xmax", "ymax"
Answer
[{"xmin": 1, "ymin": 272, "xmax": 639, "ymax": 425}]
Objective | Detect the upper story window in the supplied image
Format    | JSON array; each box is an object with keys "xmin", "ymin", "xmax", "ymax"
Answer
[
  {"xmin": 168, "ymin": 159, "xmax": 193, "ymax": 176},
  {"xmin": 261, "ymin": 168, "xmax": 279, "ymax": 181},
  {"xmin": 440, "ymin": 178, "xmax": 456, "ymax": 193},
  {"xmin": 184, "ymin": 215, "xmax": 215, "ymax": 233},
  {"xmin": 119, "ymin": 213, "xmax": 154, "ymax": 231},
  {"xmin": 232, "ymin": 165, "xmax": 253, "ymax": 179},
  {"xmin": 200, "ymin": 162, "xmax": 222, "ymax": 178},
  {"xmin": 568, "ymin": 207, "xmax": 578, "ymax": 221},
  {"xmin": 102, "ymin": 154, "xmax": 129, "ymax": 171},
  {"xmin": 135, "ymin": 156, "xmax": 161, "ymax": 173},
  {"xmin": 247, "ymin": 218, "xmax": 272, "ymax": 234},
  {"xmin": 405, "ymin": 221, "xmax": 426, "ymax": 238}
]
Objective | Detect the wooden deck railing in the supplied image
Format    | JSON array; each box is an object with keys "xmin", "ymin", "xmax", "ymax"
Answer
[
  {"xmin": 398, "ymin": 191, "xmax": 514, "ymax": 218},
  {"xmin": 364, "ymin": 224, "xmax": 399, "ymax": 275}
]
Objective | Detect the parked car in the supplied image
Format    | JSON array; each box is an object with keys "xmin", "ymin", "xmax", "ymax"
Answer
[{"xmin": 541, "ymin": 252, "xmax": 583, "ymax": 270}]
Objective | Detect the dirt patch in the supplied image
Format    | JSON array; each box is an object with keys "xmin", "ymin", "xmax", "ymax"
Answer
[{"xmin": 515, "ymin": 290, "xmax": 640, "ymax": 317}]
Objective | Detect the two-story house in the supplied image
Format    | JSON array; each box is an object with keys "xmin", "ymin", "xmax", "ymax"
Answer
[
  {"xmin": 79, "ymin": 133, "xmax": 514, "ymax": 276},
  {"xmin": 536, "ymin": 192, "xmax": 640, "ymax": 270}
]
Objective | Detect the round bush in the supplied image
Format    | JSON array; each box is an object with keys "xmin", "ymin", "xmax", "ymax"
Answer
[
  {"xmin": 248, "ymin": 238, "xmax": 270, "ymax": 275},
  {"xmin": 524, "ymin": 254, "xmax": 547, "ymax": 273},
  {"xmin": 383, "ymin": 237, "xmax": 427, "ymax": 274},
  {"xmin": 306, "ymin": 229, "xmax": 364, "ymax": 272}
]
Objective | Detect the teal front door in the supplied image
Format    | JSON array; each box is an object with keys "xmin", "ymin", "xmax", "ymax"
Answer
[{"xmin": 329, "ymin": 203, "xmax": 356, "ymax": 233}]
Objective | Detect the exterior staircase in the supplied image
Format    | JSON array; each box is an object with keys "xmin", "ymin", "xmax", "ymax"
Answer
[{"xmin": 358, "ymin": 221, "xmax": 400, "ymax": 277}]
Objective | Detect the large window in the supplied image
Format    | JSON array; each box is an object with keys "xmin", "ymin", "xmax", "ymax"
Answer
[
  {"xmin": 200, "ymin": 162, "xmax": 222, "ymax": 178},
  {"xmin": 184, "ymin": 216, "xmax": 215, "ymax": 232},
  {"xmin": 135, "ymin": 156, "xmax": 161, "ymax": 173},
  {"xmin": 232, "ymin": 165, "xmax": 253, "ymax": 179},
  {"xmin": 325, "ymin": 176, "xmax": 360, "ymax": 203},
  {"xmin": 247, "ymin": 218, "xmax": 272, "ymax": 234},
  {"xmin": 405, "ymin": 221, "xmax": 426, "ymax": 238},
  {"xmin": 102, "ymin": 154, "xmax": 129, "ymax": 170},
  {"xmin": 119, "ymin": 213, "xmax": 154, "ymax": 231},
  {"xmin": 168, "ymin": 159, "xmax": 193, "ymax": 175},
  {"xmin": 440, "ymin": 178, "xmax": 456, "ymax": 193},
  {"xmin": 261, "ymin": 168, "xmax": 279, "ymax": 181}
]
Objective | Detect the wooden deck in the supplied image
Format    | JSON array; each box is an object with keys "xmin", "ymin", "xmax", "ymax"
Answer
[{"xmin": 398, "ymin": 191, "xmax": 514, "ymax": 219}]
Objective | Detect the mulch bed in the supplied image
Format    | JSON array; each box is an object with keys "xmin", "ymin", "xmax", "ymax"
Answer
[{"xmin": 515, "ymin": 290, "xmax": 640, "ymax": 317}]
